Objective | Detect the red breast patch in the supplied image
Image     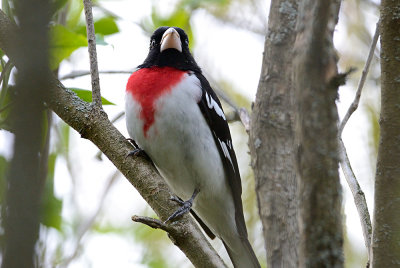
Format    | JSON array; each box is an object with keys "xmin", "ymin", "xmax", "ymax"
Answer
[{"xmin": 126, "ymin": 67, "xmax": 186, "ymax": 137}]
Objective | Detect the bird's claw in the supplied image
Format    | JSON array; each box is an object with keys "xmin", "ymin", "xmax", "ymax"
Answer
[
  {"xmin": 164, "ymin": 200, "xmax": 193, "ymax": 223},
  {"xmin": 126, "ymin": 148, "xmax": 142, "ymax": 158},
  {"xmin": 164, "ymin": 189, "xmax": 200, "ymax": 224},
  {"xmin": 125, "ymin": 138, "xmax": 153, "ymax": 162},
  {"xmin": 170, "ymin": 196, "xmax": 184, "ymax": 205}
]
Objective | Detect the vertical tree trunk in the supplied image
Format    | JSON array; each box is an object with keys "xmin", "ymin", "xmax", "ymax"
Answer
[
  {"xmin": 293, "ymin": 0, "xmax": 343, "ymax": 267},
  {"xmin": 249, "ymin": 0, "xmax": 299, "ymax": 267},
  {"xmin": 371, "ymin": 1, "xmax": 400, "ymax": 266},
  {"xmin": 2, "ymin": 0, "xmax": 51, "ymax": 267}
]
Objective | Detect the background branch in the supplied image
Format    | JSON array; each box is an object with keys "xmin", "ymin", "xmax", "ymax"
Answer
[
  {"xmin": 60, "ymin": 70, "xmax": 133, "ymax": 80},
  {"xmin": 83, "ymin": 0, "xmax": 102, "ymax": 107},
  {"xmin": 336, "ymin": 21, "xmax": 379, "ymax": 265},
  {"xmin": 338, "ymin": 139, "xmax": 372, "ymax": 255},
  {"xmin": 60, "ymin": 171, "xmax": 119, "ymax": 267},
  {"xmin": 0, "ymin": 9, "xmax": 226, "ymax": 268},
  {"xmin": 338, "ymin": 22, "xmax": 379, "ymax": 136}
]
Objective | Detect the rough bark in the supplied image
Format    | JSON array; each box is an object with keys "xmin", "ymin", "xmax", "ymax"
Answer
[
  {"xmin": 249, "ymin": 0, "xmax": 299, "ymax": 267},
  {"xmin": 371, "ymin": 1, "xmax": 400, "ymax": 266},
  {"xmin": 2, "ymin": 0, "xmax": 51, "ymax": 267},
  {"xmin": 0, "ymin": 10, "xmax": 226, "ymax": 268},
  {"xmin": 293, "ymin": 0, "xmax": 343, "ymax": 267}
]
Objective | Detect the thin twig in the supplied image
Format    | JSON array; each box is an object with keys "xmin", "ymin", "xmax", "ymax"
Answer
[
  {"xmin": 338, "ymin": 138, "xmax": 372, "ymax": 256},
  {"xmin": 83, "ymin": 0, "xmax": 102, "ymax": 107},
  {"xmin": 60, "ymin": 170, "xmax": 119, "ymax": 268},
  {"xmin": 337, "ymin": 21, "xmax": 379, "ymax": 265},
  {"xmin": 60, "ymin": 70, "xmax": 133, "ymax": 80},
  {"xmin": 338, "ymin": 22, "xmax": 379, "ymax": 136},
  {"xmin": 131, "ymin": 215, "xmax": 168, "ymax": 231}
]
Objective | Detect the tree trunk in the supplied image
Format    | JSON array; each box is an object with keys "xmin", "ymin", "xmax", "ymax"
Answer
[
  {"xmin": 293, "ymin": 0, "xmax": 343, "ymax": 267},
  {"xmin": 249, "ymin": 0, "xmax": 299, "ymax": 267},
  {"xmin": 2, "ymin": 0, "xmax": 51, "ymax": 267},
  {"xmin": 371, "ymin": 1, "xmax": 400, "ymax": 266}
]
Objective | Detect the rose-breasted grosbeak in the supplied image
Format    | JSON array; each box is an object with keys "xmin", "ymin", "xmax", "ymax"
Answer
[{"xmin": 125, "ymin": 26, "xmax": 260, "ymax": 268}]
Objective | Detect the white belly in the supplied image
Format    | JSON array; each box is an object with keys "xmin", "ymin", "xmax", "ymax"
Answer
[{"xmin": 125, "ymin": 74, "xmax": 237, "ymax": 240}]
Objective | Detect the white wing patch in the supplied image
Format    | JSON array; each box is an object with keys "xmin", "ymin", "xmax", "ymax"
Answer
[
  {"xmin": 226, "ymin": 140, "xmax": 232, "ymax": 149},
  {"xmin": 218, "ymin": 137, "xmax": 233, "ymax": 166},
  {"xmin": 205, "ymin": 93, "xmax": 226, "ymax": 120}
]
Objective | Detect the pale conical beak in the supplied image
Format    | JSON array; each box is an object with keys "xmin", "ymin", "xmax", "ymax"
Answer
[{"xmin": 160, "ymin": 27, "xmax": 182, "ymax": 53}]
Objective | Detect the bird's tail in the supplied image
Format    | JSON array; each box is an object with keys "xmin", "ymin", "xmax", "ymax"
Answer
[{"xmin": 223, "ymin": 237, "xmax": 260, "ymax": 268}]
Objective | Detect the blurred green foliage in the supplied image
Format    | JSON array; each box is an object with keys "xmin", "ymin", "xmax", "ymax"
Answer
[
  {"xmin": 69, "ymin": 88, "xmax": 115, "ymax": 105},
  {"xmin": 0, "ymin": 0, "xmax": 121, "ymax": 265},
  {"xmin": 41, "ymin": 153, "xmax": 63, "ymax": 231},
  {"xmin": 49, "ymin": 25, "xmax": 88, "ymax": 70}
]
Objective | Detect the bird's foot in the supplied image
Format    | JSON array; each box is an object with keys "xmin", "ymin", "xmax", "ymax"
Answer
[
  {"xmin": 164, "ymin": 188, "xmax": 200, "ymax": 223},
  {"xmin": 126, "ymin": 138, "xmax": 152, "ymax": 162}
]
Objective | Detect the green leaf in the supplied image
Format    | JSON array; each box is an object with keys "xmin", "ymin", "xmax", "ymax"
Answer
[
  {"xmin": 93, "ymin": 16, "xmax": 119, "ymax": 36},
  {"xmin": 40, "ymin": 154, "xmax": 63, "ymax": 230},
  {"xmin": 2, "ymin": 0, "xmax": 15, "ymax": 23},
  {"xmin": 49, "ymin": 24, "xmax": 88, "ymax": 70},
  {"xmin": 69, "ymin": 88, "xmax": 115, "ymax": 105},
  {"xmin": 59, "ymin": 122, "xmax": 70, "ymax": 157},
  {"xmin": 95, "ymin": 34, "xmax": 109, "ymax": 46},
  {"xmin": 75, "ymin": 16, "xmax": 120, "ymax": 37},
  {"xmin": 66, "ymin": 0, "xmax": 84, "ymax": 30},
  {"xmin": 0, "ymin": 84, "xmax": 15, "ymax": 132},
  {"xmin": 0, "ymin": 156, "xmax": 8, "ymax": 205}
]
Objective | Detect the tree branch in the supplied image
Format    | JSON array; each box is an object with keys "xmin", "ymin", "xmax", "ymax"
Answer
[
  {"xmin": 60, "ymin": 70, "xmax": 133, "ymax": 80},
  {"xmin": 338, "ymin": 139, "xmax": 372, "ymax": 254},
  {"xmin": 338, "ymin": 22, "xmax": 379, "ymax": 136},
  {"xmin": 336, "ymin": 21, "xmax": 379, "ymax": 265},
  {"xmin": 0, "ymin": 9, "xmax": 226, "ymax": 268},
  {"xmin": 131, "ymin": 215, "xmax": 168, "ymax": 231},
  {"xmin": 83, "ymin": 0, "xmax": 102, "ymax": 108}
]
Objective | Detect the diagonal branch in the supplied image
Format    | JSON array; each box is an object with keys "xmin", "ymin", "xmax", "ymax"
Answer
[
  {"xmin": 338, "ymin": 21, "xmax": 379, "ymax": 264},
  {"xmin": 338, "ymin": 22, "xmax": 379, "ymax": 136},
  {"xmin": 83, "ymin": 0, "xmax": 102, "ymax": 108},
  {"xmin": 338, "ymin": 139, "xmax": 372, "ymax": 253},
  {"xmin": 0, "ymin": 9, "xmax": 226, "ymax": 268}
]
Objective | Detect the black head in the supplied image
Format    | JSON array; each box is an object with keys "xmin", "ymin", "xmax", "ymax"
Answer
[{"xmin": 138, "ymin": 26, "xmax": 201, "ymax": 73}]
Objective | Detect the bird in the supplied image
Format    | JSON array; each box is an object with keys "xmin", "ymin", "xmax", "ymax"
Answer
[{"xmin": 125, "ymin": 26, "xmax": 260, "ymax": 268}]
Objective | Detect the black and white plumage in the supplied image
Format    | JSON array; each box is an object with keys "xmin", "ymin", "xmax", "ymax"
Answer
[{"xmin": 125, "ymin": 26, "xmax": 260, "ymax": 268}]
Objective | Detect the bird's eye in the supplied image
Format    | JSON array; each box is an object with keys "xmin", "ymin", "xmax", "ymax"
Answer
[{"xmin": 150, "ymin": 39, "xmax": 156, "ymax": 49}]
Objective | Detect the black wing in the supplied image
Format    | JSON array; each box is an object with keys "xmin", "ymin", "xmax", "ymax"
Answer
[{"xmin": 194, "ymin": 72, "xmax": 248, "ymax": 239}]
